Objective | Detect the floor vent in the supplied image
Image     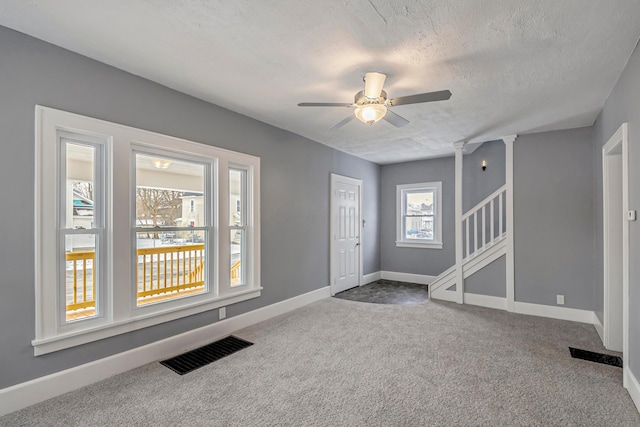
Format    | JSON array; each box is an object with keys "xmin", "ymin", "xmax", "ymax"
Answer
[
  {"xmin": 161, "ymin": 335, "xmax": 253, "ymax": 375},
  {"xmin": 569, "ymin": 347, "xmax": 622, "ymax": 368}
]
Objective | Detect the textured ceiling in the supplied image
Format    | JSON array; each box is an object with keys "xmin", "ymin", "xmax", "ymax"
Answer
[{"xmin": 1, "ymin": 1, "xmax": 640, "ymax": 164}]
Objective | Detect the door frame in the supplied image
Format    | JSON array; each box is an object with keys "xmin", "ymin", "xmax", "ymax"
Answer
[
  {"xmin": 329, "ymin": 173, "xmax": 363, "ymax": 296},
  {"xmin": 602, "ymin": 123, "xmax": 629, "ymax": 381}
]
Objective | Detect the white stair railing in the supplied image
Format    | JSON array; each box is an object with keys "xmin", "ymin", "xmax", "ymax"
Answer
[{"xmin": 462, "ymin": 184, "xmax": 507, "ymax": 260}]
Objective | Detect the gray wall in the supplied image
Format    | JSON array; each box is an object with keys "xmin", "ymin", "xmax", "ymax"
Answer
[
  {"xmin": 380, "ymin": 157, "xmax": 455, "ymax": 276},
  {"xmin": 465, "ymin": 255, "xmax": 506, "ymax": 297},
  {"xmin": 593, "ymin": 41, "xmax": 640, "ymax": 374},
  {"xmin": 0, "ymin": 26, "xmax": 380, "ymax": 388},
  {"xmin": 513, "ymin": 127, "xmax": 595, "ymax": 309},
  {"xmin": 463, "ymin": 140, "xmax": 506, "ymax": 212},
  {"xmin": 380, "ymin": 141, "xmax": 507, "ymax": 277}
]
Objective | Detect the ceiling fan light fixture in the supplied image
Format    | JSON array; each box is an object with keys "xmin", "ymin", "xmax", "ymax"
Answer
[{"xmin": 354, "ymin": 104, "xmax": 387, "ymax": 125}]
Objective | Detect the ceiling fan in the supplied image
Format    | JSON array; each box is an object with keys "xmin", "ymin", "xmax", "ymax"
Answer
[{"xmin": 297, "ymin": 72, "xmax": 452, "ymax": 129}]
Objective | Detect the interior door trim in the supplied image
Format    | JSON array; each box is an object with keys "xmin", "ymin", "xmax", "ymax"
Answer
[{"xmin": 329, "ymin": 173, "xmax": 363, "ymax": 296}]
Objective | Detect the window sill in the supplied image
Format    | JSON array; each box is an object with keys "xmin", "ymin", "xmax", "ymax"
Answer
[
  {"xmin": 32, "ymin": 287, "xmax": 262, "ymax": 356},
  {"xmin": 395, "ymin": 241, "xmax": 443, "ymax": 249}
]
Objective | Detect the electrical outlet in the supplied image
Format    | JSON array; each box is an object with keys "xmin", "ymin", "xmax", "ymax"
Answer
[
  {"xmin": 557, "ymin": 295, "xmax": 565, "ymax": 305},
  {"xmin": 219, "ymin": 307, "xmax": 226, "ymax": 320}
]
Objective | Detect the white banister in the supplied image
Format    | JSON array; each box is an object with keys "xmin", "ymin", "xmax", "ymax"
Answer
[
  {"xmin": 490, "ymin": 199, "xmax": 495, "ymax": 246},
  {"xmin": 465, "ymin": 218, "xmax": 470, "ymax": 258},
  {"xmin": 462, "ymin": 184, "xmax": 507, "ymax": 261},
  {"xmin": 462, "ymin": 184, "xmax": 507, "ymax": 221},
  {"xmin": 482, "ymin": 205, "xmax": 486, "ymax": 248},
  {"xmin": 499, "ymin": 192, "xmax": 503, "ymax": 236},
  {"xmin": 473, "ymin": 211, "xmax": 478, "ymax": 253}
]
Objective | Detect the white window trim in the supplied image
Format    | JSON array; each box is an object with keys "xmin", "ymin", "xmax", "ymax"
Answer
[
  {"xmin": 34, "ymin": 106, "xmax": 261, "ymax": 356},
  {"xmin": 396, "ymin": 181, "xmax": 443, "ymax": 249}
]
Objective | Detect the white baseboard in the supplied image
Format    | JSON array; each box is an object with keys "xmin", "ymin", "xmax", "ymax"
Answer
[
  {"xmin": 625, "ymin": 367, "xmax": 640, "ymax": 414},
  {"xmin": 594, "ymin": 313, "xmax": 605, "ymax": 344},
  {"xmin": 513, "ymin": 301, "xmax": 594, "ymax": 324},
  {"xmin": 380, "ymin": 271, "xmax": 435, "ymax": 285},
  {"xmin": 362, "ymin": 271, "xmax": 382, "ymax": 285},
  {"xmin": 464, "ymin": 293, "xmax": 507, "ymax": 310},
  {"xmin": 436, "ymin": 292, "xmax": 596, "ymax": 325},
  {"xmin": 430, "ymin": 288, "xmax": 457, "ymax": 302},
  {"xmin": 0, "ymin": 286, "xmax": 330, "ymax": 417}
]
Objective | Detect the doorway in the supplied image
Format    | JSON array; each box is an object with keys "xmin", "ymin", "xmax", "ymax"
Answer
[
  {"xmin": 330, "ymin": 173, "xmax": 362, "ymax": 295},
  {"xmin": 602, "ymin": 123, "xmax": 628, "ymax": 360}
]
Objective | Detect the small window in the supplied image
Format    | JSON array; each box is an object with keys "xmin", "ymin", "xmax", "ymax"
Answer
[{"xmin": 396, "ymin": 182, "xmax": 443, "ymax": 249}]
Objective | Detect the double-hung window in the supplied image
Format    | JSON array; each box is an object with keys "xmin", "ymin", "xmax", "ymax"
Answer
[
  {"xmin": 34, "ymin": 106, "xmax": 261, "ymax": 355},
  {"xmin": 396, "ymin": 182, "xmax": 443, "ymax": 249},
  {"xmin": 59, "ymin": 136, "xmax": 107, "ymax": 324},
  {"xmin": 229, "ymin": 167, "xmax": 248, "ymax": 288},
  {"xmin": 133, "ymin": 150, "xmax": 212, "ymax": 307}
]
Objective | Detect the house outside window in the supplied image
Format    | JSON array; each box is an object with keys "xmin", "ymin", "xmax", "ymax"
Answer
[
  {"xmin": 134, "ymin": 152, "xmax": 210, "ymax": 307},
  {"xmin": 34, "ymin": 106, "xmax": 261, "ymax": 355},
  {"xmin": 396, "ymin": 182, "xmax": 443, "ymax": 249}
]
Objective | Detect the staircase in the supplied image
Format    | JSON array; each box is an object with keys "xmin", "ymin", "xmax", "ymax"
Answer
[{"xmin": 430, "ymin": 185, "xmax": 507, "ymax": 302}]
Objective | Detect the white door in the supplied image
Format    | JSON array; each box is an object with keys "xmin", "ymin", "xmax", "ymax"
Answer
[{"xmin": 330, "ymin": 174, "xmax": 362, "ymax": 295}]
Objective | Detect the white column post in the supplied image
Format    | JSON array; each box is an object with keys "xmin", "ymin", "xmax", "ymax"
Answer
[
  {"xmin": 453, "ymin": 141, "xmax": 466, "ymax": 304},
  {"xmin": 502, "ymin": 135, "xmax": 517, "ymax": 312}
]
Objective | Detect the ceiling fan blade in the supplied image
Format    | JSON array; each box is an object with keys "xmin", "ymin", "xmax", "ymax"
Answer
[
  {"xmin": 383, "ymin": 110, "xmax": 409, "ymax": 128},
  {"xmin": 298, "ymin": 102, "xmax": 353, "ymax": 107},
  {"xmin": 388, "ymin": 90, "xmax": 452, "ymax": 106},
  {"xmin": 364, "ymin": 72, "xmax": 386, "ymax": 98},
  {"xmin": 330, "ymin": 115, "xmax": 355, "ymax": 130}
]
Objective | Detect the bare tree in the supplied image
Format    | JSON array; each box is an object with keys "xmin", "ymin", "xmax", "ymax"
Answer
[
  {"xmin": 72, "ymin": 182, "xmax": 94, "ymax": 201},
  {"xmin": 136, "ymin": 188, "xmax": 183, "ymax": 238}
]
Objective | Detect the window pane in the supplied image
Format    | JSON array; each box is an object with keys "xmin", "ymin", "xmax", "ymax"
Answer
[
  {"xmin": 404, "ymin": 216, "xmax": 434, "ymax": 240},
  {"xmin": 65, "ymin": 234, "xmax": 97, "ymax": 322},
  {"xmin": 66, "ymin": 142, "xmax": 95, "ymax": 229},
  {"xmin": 135, "ymin": 153, "xmax": 205, "ymax": 228},
  {"xmin": 136, "ymin": 230, "xmax": 207, "ymax": 306},
  {"xmin": 405, "ymin": 191, "xmax": 434, "ymax": 216},
  {"xmin": 229, "ymin": 168, "xmax": 244, "ymax": 226},
  {"xmin": 231, "ymin": 229, "xmax": 244, "ymax": 286},
  {"xmin": 135, "ymin": 153, "xmax": 208, "ymax": 306}
]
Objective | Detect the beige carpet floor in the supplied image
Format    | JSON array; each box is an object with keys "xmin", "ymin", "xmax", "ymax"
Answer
[{"xmin": 2, "ymin": 297, "xmax": 638, "ymax": 426}]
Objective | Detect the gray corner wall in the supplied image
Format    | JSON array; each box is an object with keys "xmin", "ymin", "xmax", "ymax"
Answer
[
  {"xmin": 593, "ymin": 40, "xmax": 640, "ymax": 374},
  {"xmin": 513, "ymin": 127, "xmax": 595, "ymax": 310},
  {"xmin": 380, "ymin": 140, "xmax": 506, "ymax": 278},
  {"xmin": 463, "ymin": 140, "xmax": 506, "ymax": 212},
  {"xmin": 0, "ymin": 25, "xmax": 380, "ymax": 389},
  {"xmin": 380, "ymin": 157, "xmax": 455, "ymax": 276}
]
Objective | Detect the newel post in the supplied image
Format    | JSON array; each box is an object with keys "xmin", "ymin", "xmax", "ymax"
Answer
[
  {"xmin": 502, "ymin": 134, "xmax": 517, "ymax": 312},
  {"xmin": 453, "ymin": 141, "xmax": 466, "ymax": 304}
]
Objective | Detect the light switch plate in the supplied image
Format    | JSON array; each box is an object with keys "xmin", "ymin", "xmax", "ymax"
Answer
[{"xmin": 628, "ymin": 210, "xmax": 637, "ymax": 221}]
